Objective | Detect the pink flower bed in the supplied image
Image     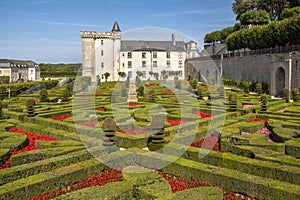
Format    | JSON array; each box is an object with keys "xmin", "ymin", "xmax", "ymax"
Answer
[
  {"xmin": 243, "ymin": 104, "xmax": 254, "ymax": 109},
  {"xmin": 278, "ymin": 108, "xmax": 286, "ymax": 112},
  {"xmin": 117, "ymin": 130, "xmax": 149, "ymax": 136}
]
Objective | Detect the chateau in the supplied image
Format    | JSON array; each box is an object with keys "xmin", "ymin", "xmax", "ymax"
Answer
[
  {"xmin": 0, "ymin": 59, "xmax": 40, "ymax": 82},
  {"xmin": 80, "ymin": 21, "xmax": 200, "ymax": 82}
]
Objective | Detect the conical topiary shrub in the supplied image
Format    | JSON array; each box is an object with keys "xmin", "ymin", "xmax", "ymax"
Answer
[
  {"xmin": 102, "ymin": 117, "xmax": 118, "ymax": 146},
  {"xmin": 0, "ymin": 101, "xmax": 2, "ymax": 117},
  {"xmin": 243, "ymin": 82, "xmax": 250, "ymax": 94},
  {"xmin": 219, "ymin": 86, "xmax": 225, "ymax": 98},
  {"xmin": 197, "ymin": 86, "xmax": 203, "ymax": 100},
  {"xmin": 39, "ymin": 88, "xmax": 49, "ymax": 102},
  {"xmin": 283, "ymin": 88, "xmax": 290, "ymax": 103},
  {"xmin": 137, "ymin": 85, "xmax": 144, "ymax": 97},
  {"xmin": 292, "ymin": 88, "xmax": 300, "ymax": 102},
  {"xmin": 255, "ymin": 83, "xmax": 263, "ymax": 95},
  {"xmin": 228, "ymin": 93, "xmax": 238, "ymax": 111},
  {"xmin": 26, "ymin": 99, "xmax": 35, "ymax": 117},
  {"xmin": 61, "ymin": 88, "xmax": 71, "ymax": 102},
  {"xmin": 261, "ymin": 95, "xmax": 268, "ymax": 111},
  {"xmin": 148, "ymin": 89, "xmax": 156, "ymax": 103}
]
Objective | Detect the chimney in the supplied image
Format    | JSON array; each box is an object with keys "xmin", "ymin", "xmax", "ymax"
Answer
[{"xmin": 172, "ymin": 33, "xmax": 176, "ymax": 46}]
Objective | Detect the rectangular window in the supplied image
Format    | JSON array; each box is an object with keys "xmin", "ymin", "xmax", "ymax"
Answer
[
  {"xmin": 128, "ymin": 52, "xmax": 132, "ymax": 58},
  {"xmin": 0, "ymin": 70, "xmax": 2, "ymax": 75},
  {"xmin": 122, "ymin": 53, "xmax": 125, "ymax": 57},
  {"xmin": 179, "ymin": 70, "xmax": 183, "ymax": 77},
  {"xmin": 142, "ymin": 71, "xmax": 146, "ymax": 78},
  {"xmin": 128, "ymin": 71, "xmax": 132, "ymax": 78},
  {"xmin": 153, "ymin": 61, "xmax": 157, "ymax": 68},
  {"xmin": 179, "ymin": 52, "xmax": 183, "ymax": 58},
  {"xmin": 166, "ymin": 60, "xmax": 171, "ymax": 67},
  {"xmin": 122, "ymin": 63, "xmax": 125, "ymax": 67},
  {"xmin": 101, "ymin": 50, "xmax": 104, "ymax": 56},
  {"xmin": 179, "ymin": 60, "xmax": 183, "ymax": 68},
  {"xmin": 142, "ymin": 52, "xmax": 146, "ymax": 58},
  {"xmin": 101, "ymin": 63, "xmax": 104, "ymax": 68},
  {"xmin": 153, "ymin": 52, "xmax": 157, "ymax": 58},
  {"xmin": 101, "ymin": 40, "xmax": 104, "ymax": 45},
  {"xmin": 166, "ymin": 52, "xmax": 170, "ymax": 58},
  {"xmin": 142, "ymin": 61, "xmax": 146, "ymax": 67},
  {"xmin": 128, "ymin": 61, "xmax": 132, "ymax": 68}
]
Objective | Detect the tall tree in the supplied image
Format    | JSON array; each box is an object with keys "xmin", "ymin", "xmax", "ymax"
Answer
[
  {"xmin": 232, "ymin": 0, "xmax": 259, "ymax": 21},
  {"xmin": 104, "ymin": 72, "xmax": 110, "ymax": 82}
]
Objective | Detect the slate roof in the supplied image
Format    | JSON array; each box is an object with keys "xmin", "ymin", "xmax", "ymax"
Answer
[
  {"xmin": 0, "ymin": 59, "xmax": 38, "ymax": 67},
  {"xmin": 120, "ymin": 40, "xmax": 186, "ymax": 51},
  {"xmin": 111, "ymin": 21, "xmax": 121, "ymax": 32}
]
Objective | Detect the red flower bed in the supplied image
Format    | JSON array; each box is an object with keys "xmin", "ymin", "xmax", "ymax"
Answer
[
  {"xmin": 50, "ymin": 114, "xmax": 71, "ymax": 121},
  {"xmin": 117, "ymin": 130, "xmax": 150, "ymax": 136},
  {"xmin": 29, "ymin": 169, "xmax": 122, "ymax": 200},
  {"xmin": 159, "ymin": 171, "xmax": 255, "ymax": 199},
  {"xmin": 190, "ymin": 136, "xmax": 219, "ymax": 151},
  {"xmin": 145, "ymin": 83, "xmax": 155, "ymax": 88},
  {"xmin": 128, "ymin": 103, "xmax": 139, "ymax": 107},
  {"xmin": 80, "ymin": 121, "xmax": 99, "ymax": 127},
  {"xmin": 193, "ymin": 112, "xmax": 214, "ymax": 118},
  {"xmin": 246, "ymin": 118, "xmax": 268, "ymax": 126},
  {"xmin": 96, "ymin": 107, "xmax": 105, "ymax": 112},
  {"xmin": 162, "ymin": 90, "xmax": 174, "ymax": 95},
  {"xmin": 0, "ymin": 128, "xmax": 58, "ymax": 170},
  {"xmin": 166, "ymin": 119, "xmax": 187, "ymax": 126}
]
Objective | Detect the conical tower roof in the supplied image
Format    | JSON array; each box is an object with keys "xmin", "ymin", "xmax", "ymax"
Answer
[{"xmin": 112, "ymin": 21, "xmax": 121, "ymax": 32}]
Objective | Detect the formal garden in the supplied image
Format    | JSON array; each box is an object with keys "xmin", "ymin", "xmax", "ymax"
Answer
[{"xmin": 0, "ymin": 77, "xmax": 299, "ymax": 200}]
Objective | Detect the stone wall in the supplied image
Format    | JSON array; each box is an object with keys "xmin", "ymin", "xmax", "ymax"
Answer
[{"xmin": 186, "ymin": 52, "xmax": 300, "ymax": 96}]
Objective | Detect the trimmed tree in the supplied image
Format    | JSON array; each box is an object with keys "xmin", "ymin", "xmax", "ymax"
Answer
[
  {"xmin": 39, "ymin": 88, "xmax": 49, "ymax": 102},
  {"xmin": 26, "ymin": 99, "xmax": 35, "ymax": 117},
  {"xmin": 229, "ymin": 93, "xmax": 238, "ymax": 111},
  {"xmin": 0, "ymin": 101, "xmax": 2, "ymax": 117},
  {"xmin": 102, "ymin": 117, "xmax": 118, "ymax": 146},
  {"xmin": 148, "ymin": 89, "xmax": 156, "ymax": 103},
  {"xmin": 292, "ymin": 88, "xmax": 300, "ymax": 102},
  {"xmin": 261, "ymin": 95, "xmax": 268, "ymax": 111},
  {"xmin": 104, "ymin": 72, "xmax": 110, "ymax": 82},
  {"xmin": 197, "ymin": 86, "xmax": 204, "ymax": 100},
  {"xmin": 255, "ymin": 83, "xmax": 263, "ymax": 95},
  {"xmin": 137, "ymin": 85, "xmax": 144, "ymax": 97},
  {"xmin": 283, "ymin": 88, "xmax": 290, "ymax": 103}
]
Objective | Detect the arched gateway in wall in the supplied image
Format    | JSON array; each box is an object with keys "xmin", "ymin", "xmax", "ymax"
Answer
[{"xmin": 275, "ymin": 67, "xmax": 285, "ymax": 97}]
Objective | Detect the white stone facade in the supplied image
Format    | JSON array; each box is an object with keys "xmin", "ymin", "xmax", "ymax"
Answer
[
  {"xmin": 0, "ymin": 59, "xmax": 40, "ymax": 82},
  {"xmin": 80, "ymin": 22, "xmax": 200, "ymax": 82}
]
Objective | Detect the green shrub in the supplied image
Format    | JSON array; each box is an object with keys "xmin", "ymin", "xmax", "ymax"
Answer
[
  {"xmin": 256, "ymin": 83, "xmax": 263, "ymax": 95},
  {"xmin": 147, "ymin": 89, "xmax": 156, "ymax": 103},
  {"xmin": 228, "ymin": 93, "xmax": 238, "ymax": 111},
  {"xmin": 292, "ymin": 88, "xmax": 300, "ymax": 102},
  {"xmin": 283, "ymin": 88, "xmax": 290, "ymax": 103},
  {"xmin": 261, "ymin": 95, "xmax": 268, "ymax": 111},
  {"xmin": 39, "ymin": 88, "xmax": 49, "ymax": 102}
]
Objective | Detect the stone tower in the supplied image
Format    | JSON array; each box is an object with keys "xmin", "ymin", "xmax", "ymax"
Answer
[{"xmin": 80, "ymin": 21, "xmax": 121, "ymax": 82}]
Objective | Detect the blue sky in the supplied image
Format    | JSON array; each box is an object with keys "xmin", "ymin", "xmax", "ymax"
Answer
[{"xmin": 0, "ymin": 0, "xmax": 236, "ymax": 63}]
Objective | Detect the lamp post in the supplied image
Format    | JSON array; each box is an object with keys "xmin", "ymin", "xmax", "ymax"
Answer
[{"xmin": 288, "ymin": 53, "xmax": 292, "ymax": 101}]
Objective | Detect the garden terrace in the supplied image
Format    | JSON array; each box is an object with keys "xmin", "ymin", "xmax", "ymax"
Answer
[{"xmin": 0, "ymin": 80, "xmax": 299, "ymax": 199}]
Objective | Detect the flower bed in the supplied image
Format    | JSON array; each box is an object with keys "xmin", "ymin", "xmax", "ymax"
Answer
[
  {"xmin": 145, "ymin": 83, "xmax": 155, "ymax": 88},
  {"xmin": 128, "ymin": 103, "xmax": 139, "ymax": 107},
  {"xmin": 0, "ymin": 128, "xmax": 58, "ymax": 170},
  {"xmin": 50, "ymin": 114, "xmax": 71, "ymax": 121},
  {"xmin": 80, "ymin": 121, "xmax": 99, "ymax": 127},
  {"xmin": 193, "ymin": 112, "xmax": 214, "ymax": 118},
  {"xmin": 190, "ymin": 136, "xmax": 220, "ymax": 151},
  {"xmin": 117, "ymin": 130, "xmax": 149, "ymax": 136},
  {"xmin": 241, "ymin": 127, "xmax": 273, "ymax": 142},
  {"xmin": 96, "ymin": 107, "xmax": 105, "ymax": 112},
  {"xmin": 242, "ymin": 104, "xmax": 254, "ymax": 109},
  {"xmin": 161, "ymin": 90, "xmax": 174, "ymax": 95},
  {"xmin": 158, "ymin": 171, "xmax": 255, "ymax": 199},
  {"xmin": 246, "ymin": 118, "xmax": 268, "ymax": 126},
  {"xmin": 166, "ymin": 119, "xmax": 187, "ymax": 126},
  {"xmin": 29, "ymin": 169, "xmax": 122, "ymax": 200}
]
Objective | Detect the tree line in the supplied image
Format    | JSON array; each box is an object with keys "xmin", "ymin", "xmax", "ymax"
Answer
[
  {"xmin": 40, "ymin": 63, "xmax": 82, "ymax": 78},
  {"xmin": 204, "ymin": 0, "xmax": 300, "ymax": 51}
]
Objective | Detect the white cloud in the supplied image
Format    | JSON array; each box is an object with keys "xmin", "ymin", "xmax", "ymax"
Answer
[
  {"xmin": 30, "ymin": 20, "xmax": 103, "ymax": 28},
  {"xmin": 149, "ymin": 7, "xmax": 228, "ymax": 17}
]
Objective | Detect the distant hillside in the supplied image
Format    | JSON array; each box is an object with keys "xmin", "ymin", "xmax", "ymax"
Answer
[{"xmin": 40, "ymin": 63, "xmax": 82, "ymax": 78}]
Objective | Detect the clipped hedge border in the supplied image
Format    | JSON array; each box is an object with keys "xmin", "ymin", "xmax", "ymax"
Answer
[
  {"xmin": 135, "ymin": 153, "xmax": 300, "ymax": 200},
  {"xmin": 162, "ymin": 144, "xmax": 300, "ymax": 185},
  {"xmin": 0, "ymin": 159, "xmax": 109, "ymax": 199}
]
